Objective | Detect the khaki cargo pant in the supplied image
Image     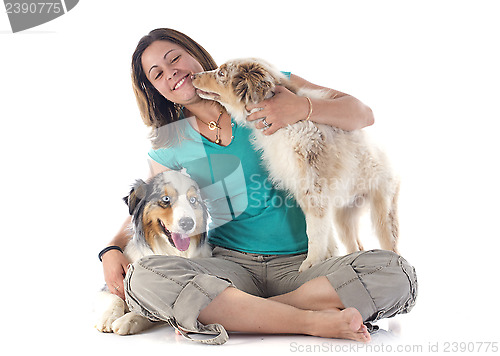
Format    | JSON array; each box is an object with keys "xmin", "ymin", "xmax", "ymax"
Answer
[{"xmin": 124, "ymin": 247, "xmax": 417, "ymax": 345}]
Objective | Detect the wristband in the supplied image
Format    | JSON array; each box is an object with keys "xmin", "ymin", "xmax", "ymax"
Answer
[{"xmin": 98, "ymin": 245, "xmax": 123, "ymax": 262}]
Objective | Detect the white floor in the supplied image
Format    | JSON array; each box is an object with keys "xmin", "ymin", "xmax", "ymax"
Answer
[
  {"xmin": 37, "ymin": 303, "xmax": 402, "ymax": 355},
  {"xmin": 80, "ymin": 309, "xmax": 497, "ymax": 355},
  {"xmin": 85, "ymin": 317, "xmax": 405, "ymax": 355}
]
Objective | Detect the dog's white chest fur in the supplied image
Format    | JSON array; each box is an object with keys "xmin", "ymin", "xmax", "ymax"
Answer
[{"xmin": 252, "ymin": 121, "xmax": 323, "ymax": 188}]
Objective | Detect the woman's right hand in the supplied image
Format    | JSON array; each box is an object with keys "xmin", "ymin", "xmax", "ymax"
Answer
[{"xmin": 102, "ymin": 249, "xmax": 130, "ymax": 300}]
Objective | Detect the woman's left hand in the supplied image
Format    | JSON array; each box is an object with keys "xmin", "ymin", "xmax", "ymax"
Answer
[{"xmin": 246, "ymin": 86, "xmax": 310, "ymax": 135}]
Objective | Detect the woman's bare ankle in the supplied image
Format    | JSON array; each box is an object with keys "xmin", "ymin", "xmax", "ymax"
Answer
[{"xmin": 302, "ymin": 310, "xmax": 319, "ymax": 336}]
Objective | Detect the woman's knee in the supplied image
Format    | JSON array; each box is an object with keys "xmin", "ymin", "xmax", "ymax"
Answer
[
  {"xmin": 394, "ymin": 253, "xmax": 418, "ymax": 314},
  {"xmin": 381, "ymin": 251, "xmax": 417, "ymax": 313},
  {"xmin": 351, "ymin": 250, "xmax": 418, "ymax": 321}
]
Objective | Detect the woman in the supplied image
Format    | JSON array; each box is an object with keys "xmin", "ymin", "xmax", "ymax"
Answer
[{"xmin": 100, "ymin": 28, "xmax": 417, "ymax": 344}]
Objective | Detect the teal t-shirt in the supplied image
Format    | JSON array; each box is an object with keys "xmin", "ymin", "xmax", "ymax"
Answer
[{"xmin": 148, "ymin": 116, "xmax": 308, "ymax": 255}]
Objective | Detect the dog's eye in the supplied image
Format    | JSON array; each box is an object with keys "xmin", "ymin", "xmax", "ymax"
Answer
[
  {"xmin": 161, "ymin": 196, "xmax": 171, "ymax": 205},
  {"xmin": 189, "ymin": 197, "xmax": 198, "ymax": 205},
  {"xmin": 218, "ymin": 70, "xmax": 225, "ymax": 77}
]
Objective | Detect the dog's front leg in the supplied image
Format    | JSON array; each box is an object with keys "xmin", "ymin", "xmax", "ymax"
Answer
[{"xmin": 299, "ymin": 210, "xmax": 338, "ymax": 272}]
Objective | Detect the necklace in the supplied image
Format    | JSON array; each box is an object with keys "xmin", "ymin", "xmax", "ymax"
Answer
[{"xmin": 196, "ymin": 109, "xmax": 224, "ymax": 144}]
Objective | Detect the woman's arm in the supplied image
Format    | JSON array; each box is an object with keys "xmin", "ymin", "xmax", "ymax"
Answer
[
  {"xmin": 246, "ymin": 74, "xmax": 374, "ymax": 135},
  {"xmin": 101, "ymin": 159, "xmax": 171, "ymax": 299},
  {"xmin": 101, "ymin": 217, "xmax": 133, "ymax": 300}
]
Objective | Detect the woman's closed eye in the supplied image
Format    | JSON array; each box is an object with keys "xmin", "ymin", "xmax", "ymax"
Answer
[
  {"xmin": 171, "ymin": 55, "xmax": 180, "ymax": 63},
  {"xmin": 154, "ymin": 71, "xmax": 163, "ymax": 80},
  {"xmin": 152, "ymin": 56, "xmax": 180, "ymax": 80}
]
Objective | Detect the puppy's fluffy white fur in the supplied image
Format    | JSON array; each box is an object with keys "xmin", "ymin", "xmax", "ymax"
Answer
[{"xmin": 192, "ymin": 59, "xmax": 399, "ymax": 271}]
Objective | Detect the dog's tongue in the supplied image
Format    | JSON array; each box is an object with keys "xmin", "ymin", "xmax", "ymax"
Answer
[{"xmin": 172, "ymin": 233, "xmax": 190, "ymax": 251}]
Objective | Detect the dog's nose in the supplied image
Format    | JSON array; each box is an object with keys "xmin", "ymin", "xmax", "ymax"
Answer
[{"xmin": 179, "ymin": 217, "xmax": 195, "ymax": 232}]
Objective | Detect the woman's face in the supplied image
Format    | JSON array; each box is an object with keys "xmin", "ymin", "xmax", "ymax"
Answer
[{"xmin": 141, "ymin": 40, "xmax": 204, "ymax": 105}]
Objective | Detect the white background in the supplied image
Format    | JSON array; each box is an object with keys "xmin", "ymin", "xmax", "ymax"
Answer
[{"xmin": 1, "ymin": 0, "xmax": 499, "ymax": 354}]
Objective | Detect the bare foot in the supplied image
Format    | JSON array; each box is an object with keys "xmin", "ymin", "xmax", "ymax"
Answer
[{"xmin": 306, "ymin": 307, "xmax": 371, "ymax": 342}]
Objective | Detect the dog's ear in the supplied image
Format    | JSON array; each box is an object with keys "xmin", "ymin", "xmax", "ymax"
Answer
[
  {"xmin": 123, "ymin": 179, "xmax": 148, "ymax": 215},
  {"xmin": 233, "ymin": 62, "xmax": 275, "ymax": 104}
]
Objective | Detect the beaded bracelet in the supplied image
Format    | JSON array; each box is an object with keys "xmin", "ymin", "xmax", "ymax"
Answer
[{"xmin": 98, "ymin": 245, "xmax": 123, "ymax": 262}]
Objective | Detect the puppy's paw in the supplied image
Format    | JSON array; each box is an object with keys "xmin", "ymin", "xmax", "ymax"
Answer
[
  {"xmin": 299, "ymin": 249, "xmax": 335, "ymax": 272},
  {"xmin": 112, "ymin": 312, "xmax": 155, "ymax": 335},
  {"xmin": 298, "ymin": 260, "xmax": 313, "ymax": 272},
  {"xmin": 299, "ymin": 255, "xmax": 320, "ymax": 272},
  {"xmin": 94, "ymin": 293, "xmax": 126, "ymax": 333}
]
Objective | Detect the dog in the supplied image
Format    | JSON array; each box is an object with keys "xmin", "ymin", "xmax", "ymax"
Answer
[
  {"xmin": 95, "ymin": 170, "xmax": 211, "ymax": 335},
  {"xmin": 192, "ymin": 58, "xmax": 399, "ymax": 271}
]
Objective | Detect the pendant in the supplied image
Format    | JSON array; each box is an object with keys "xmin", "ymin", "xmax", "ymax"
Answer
[
  {"xmin": 208, "ymin": 121, "xmax": 219, "ymax": 131},
  {"xmin": 215, "ymin": 138, "xmax": 221, "ymax": 144}
]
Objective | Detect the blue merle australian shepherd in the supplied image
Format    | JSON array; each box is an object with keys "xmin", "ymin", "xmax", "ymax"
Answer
[{"xmin": 95, "ymin": 170, "xmax": 211, "ymax": 335}]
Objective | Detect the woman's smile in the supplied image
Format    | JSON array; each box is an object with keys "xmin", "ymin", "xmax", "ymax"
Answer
[{"xmin": 173, "ymin": 74, "xmax": 190, "ymax": 91}]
